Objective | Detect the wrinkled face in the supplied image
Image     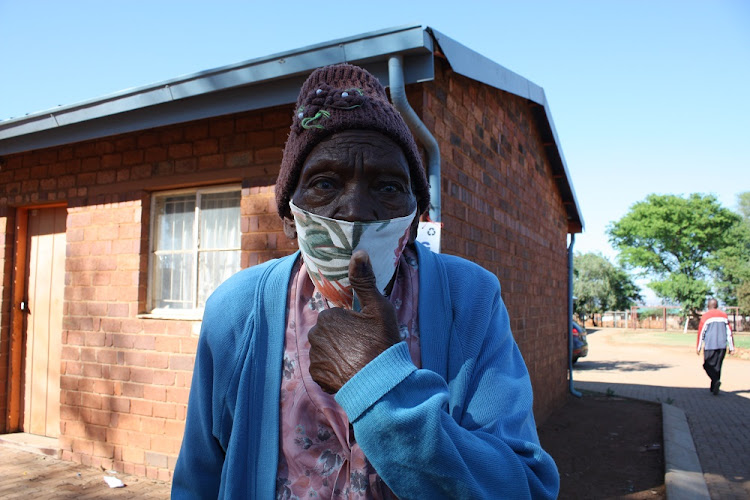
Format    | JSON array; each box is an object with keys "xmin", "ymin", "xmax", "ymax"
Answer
[{"xmin": 284, "ymin": 130, "xmax": 418, "ymax": 239}]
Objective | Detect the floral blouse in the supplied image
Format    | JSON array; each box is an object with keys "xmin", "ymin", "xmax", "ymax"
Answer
[{"xmin": 276, "ymin": 247, "xmax": 420, "ymax": 499}]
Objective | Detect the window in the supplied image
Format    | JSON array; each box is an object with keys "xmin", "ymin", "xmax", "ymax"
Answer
[{"xmin": 148, "ymin": 186, "xmax": 241, "ymax": 315}]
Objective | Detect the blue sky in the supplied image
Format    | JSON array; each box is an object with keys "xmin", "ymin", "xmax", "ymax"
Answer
[{"xmin": 1, "ymin": 0, "xmax": 748, "ymax": 276}]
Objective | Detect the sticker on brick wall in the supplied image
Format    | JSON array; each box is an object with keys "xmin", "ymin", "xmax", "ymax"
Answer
[{"xmin": 416, "ymin": 222, "xmax": 441, "ymax": 253}]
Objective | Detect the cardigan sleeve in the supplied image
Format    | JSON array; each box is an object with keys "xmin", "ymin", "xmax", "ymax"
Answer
[
  {"xmin": 171, "ymin": 266, "xmax": 259, "ymax": 499},
  {"xmin": 335, "ymin": 261, "xmax": 559, "ymax": 499},
  {"xmin": 172, "ymin": 254, "xmax": 296, "ymax": 499},
  {"xmin": 171, "ymin": 315, "xmax": 227, "ymax": 499}
]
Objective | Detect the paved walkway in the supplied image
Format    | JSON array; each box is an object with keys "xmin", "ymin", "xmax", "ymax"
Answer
[{"xmin": 574, "ymin": 328, "xmax": 750, "ymax": 500}]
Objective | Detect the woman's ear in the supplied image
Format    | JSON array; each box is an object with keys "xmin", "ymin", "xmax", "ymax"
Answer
[{"xmin": 283, "ymin": 216, "xmax": 297, "ymax": 239}]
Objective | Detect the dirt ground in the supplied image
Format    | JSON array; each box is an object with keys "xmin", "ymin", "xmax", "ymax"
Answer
[
  {"xmin": 0, "ymin": 447, "xmax": 172, "ymax": 499},
  {"xmin": 538, "ymin": 392, "xmax": 665, "ymax": 500},
  {"xmin": 1, "ymin": 390, "xmax": 665, "ymax": 499}
]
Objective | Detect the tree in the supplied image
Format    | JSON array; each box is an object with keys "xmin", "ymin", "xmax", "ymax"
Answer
[
  {"xmin": 607, "ymin": 194, "xmax": 741, "ymax": 320},
  {"xmin": 573, "ymin": 252, "xmax": 641, "ymax": 325},
  {"xmin": 711, "ymin": 192, "xmax": 750, "ymax": 313},
  {"xmin": 737, "ymin": 191, "xmax": 750, "ymax": 222}
]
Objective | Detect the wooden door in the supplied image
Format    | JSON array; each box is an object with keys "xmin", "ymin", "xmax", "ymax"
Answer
[{"xmin": 22, "ymin": 206, "xmax": 66, "ymax": 437}]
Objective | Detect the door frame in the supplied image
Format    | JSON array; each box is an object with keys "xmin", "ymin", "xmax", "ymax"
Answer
[{"xmin": 6, "ymin": 203, "xmax": 67, "ymax": 432}]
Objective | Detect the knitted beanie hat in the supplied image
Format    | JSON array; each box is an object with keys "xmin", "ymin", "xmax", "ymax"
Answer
[{"xmin": 276, "ymin": 63, "xmax": 430, "ymax": 220}]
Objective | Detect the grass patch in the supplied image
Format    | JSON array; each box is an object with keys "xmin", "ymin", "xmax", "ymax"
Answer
[{"xmin": 613, "ymin": 330, "xmax": 750, "ymax": 349}]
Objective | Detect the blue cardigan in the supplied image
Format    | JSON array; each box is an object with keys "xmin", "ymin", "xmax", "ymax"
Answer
[{"xmin": 172, "ymin": 243, "xmax": 559, "ymax": 499}]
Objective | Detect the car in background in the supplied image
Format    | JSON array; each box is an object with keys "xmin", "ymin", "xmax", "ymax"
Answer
[{"xmin": 572, "ymin": 320, "xmax": 588, "ymax": 363}]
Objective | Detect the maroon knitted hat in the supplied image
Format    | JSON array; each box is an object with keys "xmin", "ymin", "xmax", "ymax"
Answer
[{"xmin": 276, "ymin": 63, "xmax": 430, "ymax": 220}]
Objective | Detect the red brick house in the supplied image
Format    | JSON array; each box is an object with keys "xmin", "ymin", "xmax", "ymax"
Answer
[{"xmin": 0, "ymin": 26, "xmax": 583, "ymax": 480}]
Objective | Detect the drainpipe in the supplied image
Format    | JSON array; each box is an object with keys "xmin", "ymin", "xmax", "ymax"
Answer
[
  {"xmin": 568, "ymin": 234, "xmax": 582, "ymax": 397},
  {"xmin": 388, "ymin": 55, "xmax": 441, "ymax": 222}
]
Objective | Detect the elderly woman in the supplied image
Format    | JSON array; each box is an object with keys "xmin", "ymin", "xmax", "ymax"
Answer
[{"xmin": 172, "ymin": 64, "xmax": 559, "ymax": 499}]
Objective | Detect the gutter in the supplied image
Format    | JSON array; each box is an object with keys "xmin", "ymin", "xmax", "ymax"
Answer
[
  {"xmin": 568, "ymin": 234, "xmax": 582, "ymax": 397},
  {"xmin": 0, "ymin": 25, "xmax": 434, "ymax": 156},
  {"xmin": 387, "ymin": 55, "xmax": 441, "ymax": 222}
]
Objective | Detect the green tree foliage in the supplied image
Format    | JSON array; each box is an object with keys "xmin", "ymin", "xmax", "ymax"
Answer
[
  {"xmin": 573, "ymin": 252, "xmax": 642, "ymax": 324},
  {"xmin": 737, "ymin": 191, "xmax": 750, "ymax": 222},
  {"xmin": 607, "ymin": 194, "xmax": 741, "ymax": 319},
  {"xmin": 710, "ymin": 192, "xmax": 750, "ymax": 313}
]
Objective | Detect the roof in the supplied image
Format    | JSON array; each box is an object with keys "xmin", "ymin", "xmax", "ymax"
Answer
[{"xmin": 0, "ymin": 25, "xmax": 583, "ymax": 232}]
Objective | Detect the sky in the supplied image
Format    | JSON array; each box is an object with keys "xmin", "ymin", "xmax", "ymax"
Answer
[{"xmin": 1, "ymin": 0, "xmax": 748, "ymax": 298}]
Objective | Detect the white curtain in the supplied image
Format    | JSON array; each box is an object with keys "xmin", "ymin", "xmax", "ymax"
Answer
[{"xmin": 198, "ymin": 191, "xmax": 241, "ymax": 307}]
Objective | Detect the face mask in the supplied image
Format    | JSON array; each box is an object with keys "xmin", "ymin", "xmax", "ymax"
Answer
[{"xmin": 290, "ymin": 201, "xmax": 417, "ymax": 309}]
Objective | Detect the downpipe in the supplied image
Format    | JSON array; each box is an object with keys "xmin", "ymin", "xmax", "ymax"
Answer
[
  {"xmin": 388, "ymin": 54, "xmax": 579, "ymax": 398},
  {"xmin": 568, "ymin": 234, "xmax": 582, "ymax": 397},
  {"xmin": 387, "ymin": 55, "xmax": 441, "ymax": 222}
]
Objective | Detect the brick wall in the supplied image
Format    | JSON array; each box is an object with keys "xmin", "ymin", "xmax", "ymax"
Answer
[
  {"xmin": 0, "ymin": 105, "xmax": 296, "ymax": 480},
  {"xmin": 0, "ymin": 64, "xmax": 572, "ymax": 479},
  {"xmin": 422, "ymin": 59, "xmax": 569, "ymax": 421}
]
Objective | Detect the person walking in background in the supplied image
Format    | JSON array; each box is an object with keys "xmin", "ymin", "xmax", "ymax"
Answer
[{"xmin": 697, "ymin": 298, "xmax": 734, "ymax": 395}]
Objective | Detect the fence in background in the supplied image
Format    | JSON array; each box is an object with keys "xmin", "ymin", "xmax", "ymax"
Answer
[{"xmin": 581, "ymin": 307, "xmax": 748, "ymax": 332}]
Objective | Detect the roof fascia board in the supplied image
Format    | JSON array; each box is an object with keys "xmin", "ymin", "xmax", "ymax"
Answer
[
  {"xmin": 429, "ymin": 28, "xmax": 542, "ymax": 103},
  {"xmin": 533, "ymin": 91, "xmax": 584, "ymax": 231},
  {"xmin": 0, "ymin": 78, "xmax": 305, "ymax": 156},
  {"xmin": 426, "ymin": 28, "xmax": 583, "ymax": 231},
  {"xmin": 0, "ymin": 52, "xmax": 433, "ymax": 156},
  {"xmin": 0, "ymin": 25, "xmax": 432, "ymax": 148}
]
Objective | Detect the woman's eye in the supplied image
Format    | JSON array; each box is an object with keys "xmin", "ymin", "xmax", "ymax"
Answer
[
  {"xmin": 312, "ymin": 178, "xmax": 335, "ymax": 190},
  {"xmin": 380, "ymin": 183, "xmax": 406, "ymax": 194},
  {"xmin": 378, "ymin": 182, "xmax": 404, "ymax": 193}
]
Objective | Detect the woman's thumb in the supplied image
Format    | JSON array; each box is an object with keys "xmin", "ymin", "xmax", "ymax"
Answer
[{"xmin": 349, "ymin": 250, "xmax": 381, "ymax": 310}]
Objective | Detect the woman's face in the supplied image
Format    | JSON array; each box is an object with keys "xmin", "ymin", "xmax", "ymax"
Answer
[{"xmin": 285, "ymin": 130, "xmax": 418, "ymax": 234}]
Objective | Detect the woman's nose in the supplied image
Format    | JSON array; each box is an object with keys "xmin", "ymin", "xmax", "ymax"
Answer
[{"xmin": 333, "ymin": 184, "xmax": 378, "ymax": 222}]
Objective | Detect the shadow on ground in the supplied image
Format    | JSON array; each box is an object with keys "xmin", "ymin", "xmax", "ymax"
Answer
[{"xmin": 576, "ymin": 360, "xmax": 673, "ymax": 372}]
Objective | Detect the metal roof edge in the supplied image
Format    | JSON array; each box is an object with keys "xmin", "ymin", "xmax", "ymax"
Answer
[
  {"xmin": 1, "ymin": 24, "xmax": 582, "ymax": 231},
  {"xmin": 0, "ymin": 25, "xmax": 433, "ymax": 150},
  {"xmin": 426, "ymin": 27, "xmax": 583, "ymax": 231},
  {"xmin": 534, "ymin": 89, "xmax": 584, "ymax": 231}
]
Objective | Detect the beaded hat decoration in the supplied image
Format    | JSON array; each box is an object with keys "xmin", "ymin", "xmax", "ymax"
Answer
[{"xmin": 276, "ymin": 63, "xmax": 430, "ymax": 220}]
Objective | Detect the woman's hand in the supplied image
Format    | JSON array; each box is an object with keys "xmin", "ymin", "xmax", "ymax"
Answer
[{"xmin": 308, "ymin": 250, "xmax": 401, "ymax": 393}]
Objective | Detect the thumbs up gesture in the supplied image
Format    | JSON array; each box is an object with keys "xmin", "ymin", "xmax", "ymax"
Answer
[{"xmin": 308, "ymin": 250, "xmax": 402, "ymax": 394}]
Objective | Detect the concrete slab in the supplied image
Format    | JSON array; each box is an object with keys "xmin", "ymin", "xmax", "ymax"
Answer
[
  {"xmin": 0, "ymin": 432, "xmax": 60, "ymax": 458},
  {"xmin": 662, "ymin": 403, "xmax": 710, "ymax": 500}
]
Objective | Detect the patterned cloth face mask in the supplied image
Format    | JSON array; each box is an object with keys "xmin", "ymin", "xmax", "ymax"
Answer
[{"xmin": 290, "ymin": 201, "xmax": 417, "ymax": 310}]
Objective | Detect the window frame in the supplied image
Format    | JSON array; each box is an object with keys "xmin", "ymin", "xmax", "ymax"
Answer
[{"xmin": 146, "ymin": 184, "xmax": 241, "ymax": 318}]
